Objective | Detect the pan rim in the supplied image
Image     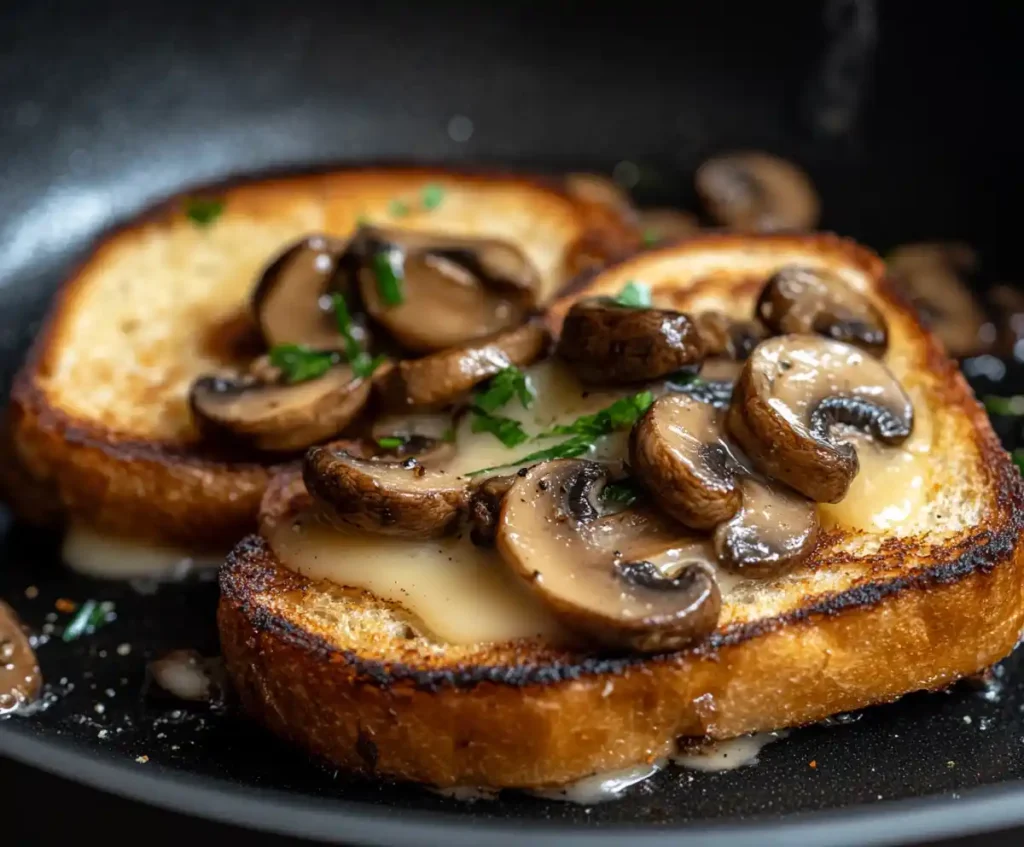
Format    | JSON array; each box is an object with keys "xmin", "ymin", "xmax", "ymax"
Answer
[{"xmin": 2, "ymin": 720, "xmax": 1022, "ymax": 847}]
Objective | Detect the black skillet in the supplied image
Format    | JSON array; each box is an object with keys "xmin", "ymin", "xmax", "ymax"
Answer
[{"xmin": 2, "ymin": 1, "xmax": 1024, "ymax": 844}]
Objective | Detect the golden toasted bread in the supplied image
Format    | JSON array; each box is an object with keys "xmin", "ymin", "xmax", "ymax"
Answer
[
  {"xmin": 6, "ymin": 168, "xmax": 637, "ymax": 547},
  {"xmin": 218, "ymin": 233, "xmax": 1024, "ymax": 789}
]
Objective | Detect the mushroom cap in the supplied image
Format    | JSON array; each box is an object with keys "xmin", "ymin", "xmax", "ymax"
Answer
[
  {"xmin": 695, "ymin": 152, "xmax": 819, "ymax": 232},
  {"xmin": 352, "ymin": 225, "xmax": 541, "ymax": 354},
  {"xmin": 304, "ymin": 446, "xmax": 468, "ymax": 538},
  {"xmin": 756, "ymin": 265, "xmax": 888, "ymax": 355},
  {"xmin": 376, "ymin": 320, "xmax": 550, "ymax": 411},
  {"xmin": 251, "ymin": 236, "xmax": 354, "ymax": 349},
  {"xmin": 556, "ymin": 299, "xmax": 704, "ymax": 384},
  {"xmin": 636, "ymin": 208, "xmax": 701, "ymax": 243},
  {"xmin": 726, "ymin": 335, "xmax": 914, "ymax": 503},
  {"xmin": 496, "ymin": 460, "xmax": 721, "ymax": 652},
  {"xmin": 713, "ymin": 477, "xmax": 819, "ymax": 577},
  {"xmin": 189, "ymin": 363, "xmax": 370, "ymax": 454},
  {"xmin": 692, "ymin": 311, "xmax": 766, "ymax": 360},
  {"xmin": 630, "ymin": 394, "xmax": 742, "ymax": 529}
]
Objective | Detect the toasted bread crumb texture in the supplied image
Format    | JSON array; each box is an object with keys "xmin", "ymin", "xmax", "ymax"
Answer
[
  {"xmin": 31, "ymin": 170, "xmax": 605, "ymax": 442},
  {"xmin": 218, "ymin": 234, "xmax": 1024, "ymax": 788}
]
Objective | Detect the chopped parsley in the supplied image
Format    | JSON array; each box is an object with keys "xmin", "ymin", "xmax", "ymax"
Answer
[
  {"xmin": 421, "ymin": 184, "xmax": 445, "ymax": 210},
  {"xmin": 441, "ymin": 426, "xmax": 456, "ymax": 443},
  {"xmin": 470, "ymin": 412, "xmax": 529, "ymax": 447},
  {"xmin": 372, "ymin": 249, "xmax": 405, "ymax": 306},
  {"xmin": 269, "ymin": 344, "xmax": 336, "ymax": 383},
  {"xmin": 184, "ymin": 196, "xmax": 224, "ymax": 227},
  {"xmin": 538, "ymin": 391, "xmax": 654, "ymax": 439},
  {"xmin": 467, "ymin": 391, "xmax": 654, "ymax": 475},
  {"xmin": 642, "ymin": 229, "xmax": 660, "ymax": 247},
  {"xmin": 602, "ymin": 479, "xmax": 641, "ymax": 506},
  {"xmin": 474, "ymin": 367, "xmax": 534, "ymax": 414},
  {"xmin": 62, "ymin": 599, "xmax": 113, "ymax": 643},
  {"xmin": 377, "ymin": 436, "xmax": 406, "ymax": 450},
  {"xmin": 332, "ymin": 293, "xmax": 386, "ymax": 379},
  {"xmin": 984, "ymin": 395, "xmax": 1024, "ymax": 416},
  {"xmin": 612, "ymin": 281, "xmax": 652, "ymax": 308},
  {"xmin": 388, "ymin": 199, "xmax": 410, "ymax": 218}
]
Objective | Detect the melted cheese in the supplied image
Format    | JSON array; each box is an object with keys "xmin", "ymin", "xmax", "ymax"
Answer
[
  {"xmin": 269, "ymin": 515, "xmax": 568, "ymax": 644},
  {"xmin": 62, "ymin": 523, "xmax": 224, "ymax": 579}
]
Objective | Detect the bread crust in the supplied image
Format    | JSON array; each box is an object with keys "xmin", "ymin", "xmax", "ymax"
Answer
[
  {"xmin": 217, "ymin": 233, "xmax": 1024, "ymax": 788},
  {"xmin": 7, "ymin": 167, "xmax": 637, "ymax": 546}
]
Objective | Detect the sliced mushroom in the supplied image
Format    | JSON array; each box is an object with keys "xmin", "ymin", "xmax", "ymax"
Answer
[
  {"xmin": 696, "ymin": 152, "xmax": 820, "ymax": 232},
  {"xmin": 692, "ymin": 311, "xmax": 766, "ymax": 360},
  {"xmin": 756, "ymin": 265, "xmax": 888, "ymax": 355},
  {"xmin": 251, "ymin": 236, "xmax": 360, "ymax": 349},
  {"xmin": 468, "ymin": 474, "xmax": 516, "ymax": 546},
  {"xmin": 556, "ymin": 299, "xmax": 704, "ymax": 384},
  {"xmin": 304, "ymin": 446, "xmax": 468, "ymax": 538},
  {"xmin": 496, "ymin": 460, "xmax": 721, "ymax": 652},
  {"xmin": 713, "ymin": 477, "xmax": 818, "ymax": 577},
  {"xmin": 349, "ymin": 226, "xmax": 541, "ymax": 353},
  {"xmin": 189, "ymin": 361, "xmax": 370, "ymax": 453},
  {"xmin": 726, "ymin": 335, "xmax": 914, "ymax": 503},
  {"xmin": 376, "ymin": 321, "xmax": 549, "ymax": 410},
  {"xmin": 887, "ymin": 242, "xmax": 987, "ymax": 357},
  {"xmin": 637, "ymin": 208, "xmax": 701, "ymax": 244},
  {"xmin": 630, "ymin": 394, "xmax": 742, "ymax": 529},
  {"xmin": 565, "ymin": 173, "xmax": 635, "ymax": 217}
]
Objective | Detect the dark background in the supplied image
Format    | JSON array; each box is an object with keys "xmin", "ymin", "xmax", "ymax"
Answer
[{"xmin": 2, "ymin": 1, "xmax": 1023, "ymax": 844}]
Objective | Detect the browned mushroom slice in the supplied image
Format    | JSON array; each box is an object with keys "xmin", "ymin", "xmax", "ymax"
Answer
[
  {"xmin": 377, "ymin": 321, "xmax": 550, "ymax": 411},
  {"xmin": 886, "ymin": 243, "xmax": 987, "ymax": 357},
  {"xmin": 189, "ymin": 362, "xmax": 370, "ymax": 453},
  {"xmin": 637, "ymin": 208, "xmax": 701, "ymax": 244},
  {"xmin": 565, "ymin": 173, "xmax": 635, "ymax": 217},
  {"xmin": 556, "ymin": 299, "xmax": 704, "ymax": 384},
  {"xmin": 251, "ymin": 236, "xmax": 361, "ymax": 349},
  {"xmin": 726, "ymin": 335, "xmax": 914, "ymax": 503},
  {"xmin": 630, "ymin": 394, "xmax": 742, "ymax": 529},
  {"xmin": 467, "ymin": 474, "xmax": 516, "ymax": 545},
  {"xmin": 692, "ymin": 311, "xmax": 766, "ymax": 360},
  {"xmin": 350, "ymin": 225, "xmax": 541, "ymax": 353},
  {"xmin": 756, "ymin": 265, "xmax": 888, "ymax": 355},
  {"xmin": 496, "ymin": 460, "xmax": 721, "ymax": 653},
  {"xmin": 304, "ymin": 446, "xmax": 468, "ymax": 538},
  {"xmin": 713, "ymin": 477, "xmax": 818, "ymax": 577},
  {"xmin": 695, "ymin": 152, "xmax": 820, "ymax": 232}
]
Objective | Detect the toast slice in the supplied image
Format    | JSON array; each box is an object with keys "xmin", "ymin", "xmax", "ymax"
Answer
[
  {"xmin": 218, "ymin": 233, "xmax": 1024, "ymax": 789},
  {"xmin": 6, "ymin": 168, "xmax": 637, "ymax": 548}
]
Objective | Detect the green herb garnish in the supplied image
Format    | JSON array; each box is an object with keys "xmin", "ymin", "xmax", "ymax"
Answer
[
  {"xmin": 372, "ymin": 250, "xmax": 405, "ymax": 306},
  {"xmin": 470, "ymin": 412, "xmax": 529, "ymax": 447},
  {"xmin": 269, "ymin": 344, "xmax": 336, "ymax": 383},
  {"xmin": 466, "ymin": 436, "xmax": 593, "ymax": 477},
  {"xmin": 538, "ymin": 391, "xmax": 654, "ymax": 439},
  {"xmin": 602, "ymin": 480, "xmax": 640, "ymax": 506},
  {"xmin": 984, "ymin": 395, "xmax": 1024, "ymax": 416},
  {"xmin": 613, "ymin": 281, "xmax": 651, "ymax": 308},
  {"xmin": 642, "ymin": 230, "xmax": 660, "ymax": 247},
  {"xmin": 421, "ymin": 184, "xmax": 445, "ymax": 210},
  {"xmin": 441, "ymin": 426, "xmax": 456, "ymax": 443},
  {"xmin": 184, "ymin": 197, "xmax": 224, "ymax": 227},
  {"xmin": 62, "ymin": 599, "xmax": 113, "ymax": 643},
  {"xmin": 1014, "ymin": 449, "xmax": 1024, "ymax": 475},
  {"xmin": 388, "ymin": 199, "xmax": 410, "ymax": 218},
  {"xmin": 332, "ymin": 293, "xmax": 386, "ymax": 379},
  {"xmin": 474, "ymin": 367, "xmax": 534, "ymax": 414},
  {"xmin": 377, "ymin": 436, "xmax": 405, "ymax": 450}
]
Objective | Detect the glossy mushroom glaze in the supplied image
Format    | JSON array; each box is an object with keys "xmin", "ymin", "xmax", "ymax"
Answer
[{"xmin": 188, "ymin": 223, "xmax": 914, "ymax": 655}]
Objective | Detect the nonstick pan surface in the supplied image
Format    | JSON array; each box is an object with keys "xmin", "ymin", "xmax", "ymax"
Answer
[{"xmin": 2, "ymin": 2, "xmax": 1024, "ymax": 845}]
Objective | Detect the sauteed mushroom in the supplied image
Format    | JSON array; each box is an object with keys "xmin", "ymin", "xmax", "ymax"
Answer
[
  {"xmin": 726, "ymin": 335, "xmax": 914, "ymax": 503},
  {"xmin": 377, "ymin": 321, "xmax": 549, "ymax": 410},
  {"xmin": 637, "ymin": 208, "xmax": 701, "ymax": 243},
  {"xmin": 692, "ymin": 311, "xmax": 766, "ymax": 360},
  {"xmin": 349, "ymin": 225, "xmax": 541, "ymax": 353},
  {"xmin": 304, "ymin": 445, "xmax": 468, "ymax": 538},
  {"xmin": 496, "ymin": 460, "xmax": 721, "ymax": 652},
  {"xmin": 557, "ymin": 299, "xmax": 704, "ymax": 384},
  {"xmin": 696, "ymin": 152, "xmax": 820, "ymax": 232},
  {"xmin": 189, "ymin": 361, "xmax": 370, "ymax": 453},
  {"xmin": 756, "ymin": 265, "xmax": 888, "ymax": 355}
]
